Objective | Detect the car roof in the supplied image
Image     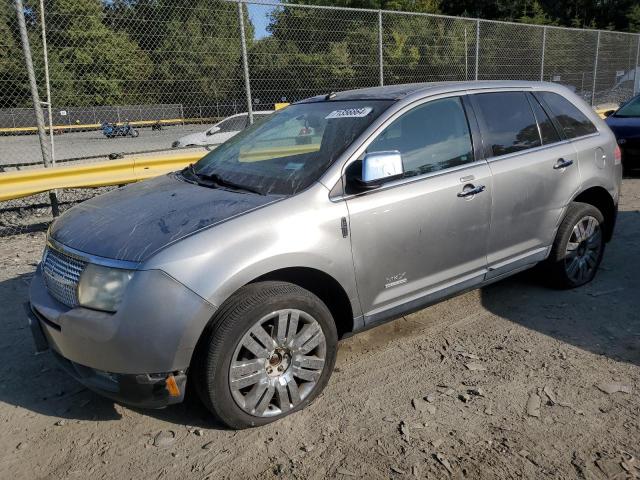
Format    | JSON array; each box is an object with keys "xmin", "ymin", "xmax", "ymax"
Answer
[{"xmin": 296, "ymin": 81, "xmax": 563, "ymax": 103}]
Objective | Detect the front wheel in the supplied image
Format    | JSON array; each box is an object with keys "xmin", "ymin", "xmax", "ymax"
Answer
[
  {"xmin": 193, "ymin": 281, "xmax": 338, "ymax": 429},
  {"xmin": 130, "ymin": 129, "xmax": 139, "ymax": 137},
  {"xmin": 543, "ymin": 202, "xmax": 605, "ymax": 289}
]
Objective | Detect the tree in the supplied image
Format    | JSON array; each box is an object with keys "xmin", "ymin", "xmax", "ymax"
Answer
[
  {"xmin": 519, "ymin": 1, "xmax": 557, "ymax": 26},
  {"xmin": 628, "ymin": 4, "xmax": 640, "ymax": 32},
  {"xmin": 45, "ymin": 0, "xmax": 152, "ymax": 106},
  {"xmin": 0, "ymin": 0, "xmax": 30, "ymax": 108},
  {"xmin": 107, "ymin": 0, "xmax": 247, "ymax": 110}
]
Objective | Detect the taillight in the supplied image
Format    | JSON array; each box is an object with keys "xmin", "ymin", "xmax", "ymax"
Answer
[{"xmin": 614, "ymin": 145, "xmax": 622, "ymax": 165}]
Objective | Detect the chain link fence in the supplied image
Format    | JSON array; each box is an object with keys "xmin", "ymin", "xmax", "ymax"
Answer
[{"xmin": 1, "ymin": 0, "xmax": 640, "ymax": 235}]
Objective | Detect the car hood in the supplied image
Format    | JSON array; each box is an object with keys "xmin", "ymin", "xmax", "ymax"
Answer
[
  {"xmin": 49, "ymin": 174, "xmax": 281, "ymax": 263},
  {"xmin": 605, "ymin": 116, "xmax": 640, "ymax": 138}
]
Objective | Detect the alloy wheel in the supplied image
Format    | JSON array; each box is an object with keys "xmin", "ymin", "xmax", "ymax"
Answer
[
  {"xmin": 229, "ymin": 309, "xmax": 327, "ymax": 417},
  {"xmin": 564, "ymin": 215, "xmax": 602, "ymax": 284}
]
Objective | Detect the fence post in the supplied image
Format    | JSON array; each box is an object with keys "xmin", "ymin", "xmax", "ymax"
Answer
[
  {"xmin": 591, "ymin": 31, "xmax": 601, "ymax": 106},
  {"xmin": 39, "ymin": 0, "xmax": 55, "ymax": 163},
  {"xmin": 378, "ymin": 10, "xmax": 384, "ymax": 86},
  {"xmin": 475, "ymin": 19, "xmax": 480, "ymax": 81},
  {"xmin": 540, "ymin": 26, "xmax": 546, "ymax": 81},
  {"xmin": 634, "ymin": 34, "xmax": 640, "ymax": 96},
  {"xmin": 464, "ymin": 27, "xmax": 468, "ymax": 81},
  {"xmin": 237, "ymin": 0, "xmax": 253, "ymax": 124},
  {"xmin": 14, "ymin": 0, "xmax": 59, "ymax": 216}
]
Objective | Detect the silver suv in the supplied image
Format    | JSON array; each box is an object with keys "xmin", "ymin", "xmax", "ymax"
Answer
[{"xmin": 27, "ymin": 81, "xmax": 621, "ymax": 429}]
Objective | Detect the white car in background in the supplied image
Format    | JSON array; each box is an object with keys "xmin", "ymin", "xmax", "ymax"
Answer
[{"xmin": 172, "ymin": 111, "xmax": 273, "ymax": 149}]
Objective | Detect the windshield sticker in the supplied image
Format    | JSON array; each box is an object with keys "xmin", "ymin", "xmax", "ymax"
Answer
[{"xmin": 325, "ymin": 107, "xmax": 373, "ymax": 119}]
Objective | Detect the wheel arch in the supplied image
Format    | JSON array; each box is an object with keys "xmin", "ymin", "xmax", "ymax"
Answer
[
  {"xmin": 573, "ymin": 186, "xmax": 616, "ymax": 242},
  {"xmin": 250, "ymin": 267, "xmax": 355, "ymax": 339}
]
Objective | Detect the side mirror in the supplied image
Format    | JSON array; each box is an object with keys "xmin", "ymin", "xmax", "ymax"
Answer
[
  {"xmin": 358, "ymin": 151, "xmax": 404, "ymax": 189},
  {"xmin": 603, "ymin": 110, "xmax": 616, "ymax": 117},
  {"xmin": 206, "ymin": 126, "xmax": 220, "ymax": 136}
]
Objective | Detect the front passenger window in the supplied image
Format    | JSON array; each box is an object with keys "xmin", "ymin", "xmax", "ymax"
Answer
[{"xmin": 366, "ymin": 97, "xmax": 474, "ymax": 176}]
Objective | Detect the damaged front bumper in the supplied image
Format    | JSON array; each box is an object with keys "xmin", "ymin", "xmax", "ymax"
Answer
[
  {"xmin": 26, "ymin": 302, "xmax": 186, "ymax": 408},
  {"xmin": 27, "ymin": 266, "xmax": 216, "ymax": 408}
]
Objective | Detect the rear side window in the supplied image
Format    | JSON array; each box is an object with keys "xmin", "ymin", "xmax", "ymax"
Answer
[
  {"xmin": 537, "ymin": 92, "xmax": 597, "ymax": 139},
  {"xmin": 366, "ymin": 97, "xmax": 474, "ymax": 175},
  {"xmin": 473, "ymin": 92, "xmax": 541, "ymax": 157},
  {"xmin": 528, "ymin": 94, "xmax": 561, "ymax": 145}
]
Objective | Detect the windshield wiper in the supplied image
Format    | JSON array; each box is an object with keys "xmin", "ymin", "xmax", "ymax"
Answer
[{"xmin": 186, "ymin": 164, "xmax": 265, "ymax": 195}]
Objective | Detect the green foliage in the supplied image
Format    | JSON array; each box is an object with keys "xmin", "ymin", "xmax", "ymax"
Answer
[
  {"xmin": 628, "ymin": 5, "xmax": 640, "ymax": 32},
  {"xmin": 519, "ymin": 1, "xmax": 557, "ymax": 26},
  {"xmin": 2, "ymin": 0, "xmax": 640, "ymax": 112},
  {"xmin": 45, "ymin": 0, "xmax": 152, "ymax": 106},
  {"xmin": 0, "ymin": 0, "xmax": 31, "ymax": 108}
]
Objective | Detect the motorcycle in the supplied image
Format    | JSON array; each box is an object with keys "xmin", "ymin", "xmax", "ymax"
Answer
[{"xmin": 101, "ymin": 122, "xmax": 139, "ymax": 138}]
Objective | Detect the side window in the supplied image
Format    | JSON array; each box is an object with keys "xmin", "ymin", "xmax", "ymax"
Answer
[
  {"xmin": 217, "ymin": 115, "xmax": 247, "ymax": 132},
  {"xmin": 473, "ymin": 92, "xmax": 541, "ymax": 157},
  {"xmin": 367, "ymin": 97, "xmax": 474, "ymax": 175},
  {"xmin": 537, "ymin": 92, "xmax": 597, "ymax": 139},
  {"xmin": 528, "ymin": 94, "xmax": 561, "ymax": 145}
]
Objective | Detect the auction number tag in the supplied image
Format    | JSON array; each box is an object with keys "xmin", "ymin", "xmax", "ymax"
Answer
[{"xmin": 325, "ymin": 107, "xmax": 372, "ymax": 119}]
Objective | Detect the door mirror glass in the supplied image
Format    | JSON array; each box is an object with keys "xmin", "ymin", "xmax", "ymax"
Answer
[
  {"xmin": 361, "ymin": 150, "xmax": 403, "ymax": 186},
  {"xmin": 206, "ymin": 126, "xmax": 220, "ymax": 136}
]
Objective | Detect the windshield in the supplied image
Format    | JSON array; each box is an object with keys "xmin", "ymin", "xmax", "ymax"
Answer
[
  {"xmin": 614, "ymin": 96, "xmax": 640, "ymax": 117},
  {"xmin": 191, "ymin": 100, "xmax": 393, "ymax": 195}
]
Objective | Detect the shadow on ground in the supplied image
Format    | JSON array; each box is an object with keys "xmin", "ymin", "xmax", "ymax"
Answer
[{"xmin": 481, "ymin": 210, "xmax": 640, "ymax": 367}]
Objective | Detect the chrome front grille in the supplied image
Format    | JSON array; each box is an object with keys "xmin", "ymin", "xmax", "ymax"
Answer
[{"xmin": 41, "ymin": 246, "xmax": 87, "ymax": 307}]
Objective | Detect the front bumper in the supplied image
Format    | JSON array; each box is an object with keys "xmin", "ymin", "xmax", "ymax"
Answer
[
  {"xmin": 27, "ymin": 304, "xmax": 187, "ymax": 407},
  {"xmin": 27, "ymin": 266, "xmax": 216, "ymax": 406}
]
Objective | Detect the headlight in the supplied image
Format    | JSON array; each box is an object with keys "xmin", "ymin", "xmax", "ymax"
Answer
[{"xmin": 78, "ymin": 264, "xmax": 134, "ymax": 312}]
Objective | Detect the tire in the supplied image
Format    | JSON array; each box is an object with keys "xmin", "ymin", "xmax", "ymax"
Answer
[
  {"xmin": 193, "ymin": 281, "xmax": 338, "ymax": 429},
  {"xmin": 543, "ymin": 202, "xmax": 605, "ymax": 289},
  {"xmin": 130, "ymin": 130, "xmax": 139, "ymax": 138}
]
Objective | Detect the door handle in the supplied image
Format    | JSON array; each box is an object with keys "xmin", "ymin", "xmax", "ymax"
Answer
[
  {"xmin": 457, "ymin": 184, "xmax": 486, "ymax": 198},
  {"xmin": 553, "ymin": 158, "xmax": 574, "ymax": 169}
]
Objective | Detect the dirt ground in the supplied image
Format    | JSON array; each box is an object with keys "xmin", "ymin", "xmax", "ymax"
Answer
[{"xmin": 0, "ymin": 180, "xmax": 639, "ymax": 480}]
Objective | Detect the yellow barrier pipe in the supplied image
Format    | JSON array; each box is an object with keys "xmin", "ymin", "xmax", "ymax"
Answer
[
  {"xmin": 0, "ymin": 144, "xmax": 323, "ymax": 201},
  {"xmin": 0, "ymin": 152, "xmax": 204, "ymax": 201}
]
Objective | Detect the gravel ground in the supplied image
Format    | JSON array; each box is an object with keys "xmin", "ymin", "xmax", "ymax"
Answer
[
  {"xmin": 0, "ymin": 179, "xmax": 639, "ymax": 479},
  {"xmin": 0, "ymin": 124, "xmax": 211, "ymax": 167}
]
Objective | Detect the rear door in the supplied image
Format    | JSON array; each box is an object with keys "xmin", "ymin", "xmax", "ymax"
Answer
[
  {"xmin": 470, "ymin": 91, "xmax": 580, "ymax": 278},
  {"xmin": 535, "ymin": 91, "xmax": 606, "ymax": 192}
]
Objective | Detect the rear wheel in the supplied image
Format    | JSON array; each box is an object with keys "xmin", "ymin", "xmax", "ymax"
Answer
[
  {"xmin": 194, "ymin": 281, "xmax": 337, "ymax": 429},
  {"xmin": 544, "ymin": 202, "xmax": 605, "ymax": 289}
]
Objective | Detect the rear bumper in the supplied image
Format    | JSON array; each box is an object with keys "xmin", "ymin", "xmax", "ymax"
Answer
[{"xmin": 26, "ymin": 302, "xmax": 187, "ymax": 408}]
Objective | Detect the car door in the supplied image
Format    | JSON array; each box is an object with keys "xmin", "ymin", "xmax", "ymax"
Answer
[
  {"xmin": 344, "ymin": 95, "xmax": 492, "ymax": 323},
  {"xmin": 469, "ymin": 91, "xmax": 580, "ymax": 279}
]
